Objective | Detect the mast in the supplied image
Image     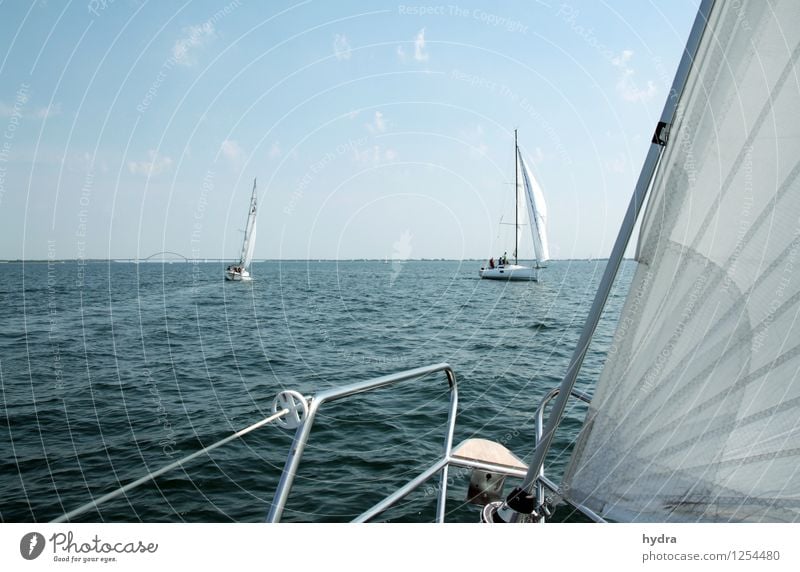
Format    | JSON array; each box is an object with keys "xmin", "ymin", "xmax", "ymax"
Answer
[{"xmin": 514, "ymin": 129, "xmax": 518, "ymax": 265}]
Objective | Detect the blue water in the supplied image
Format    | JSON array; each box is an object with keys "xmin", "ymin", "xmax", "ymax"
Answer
[{"xmin": 0, "ymin": 259, "xmax": 634, "ymax": 522}]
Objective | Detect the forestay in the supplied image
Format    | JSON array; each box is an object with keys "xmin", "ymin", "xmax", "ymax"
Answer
[{"xmin": 562, "ymin": 0, "xmax": 800, "ymax": 522}]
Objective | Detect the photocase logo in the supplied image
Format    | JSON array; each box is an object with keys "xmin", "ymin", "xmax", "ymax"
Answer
[{"xmin": 20, "ymin": 532, "xmax": 45, "ymax": 560}]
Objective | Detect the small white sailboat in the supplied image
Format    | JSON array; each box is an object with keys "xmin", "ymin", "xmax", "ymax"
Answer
[
  {"xmin": 225, "ymin": 178, "xmax": 258, "ymax": 282},
  {"xmin": 479, "ymin": 130, "xmax": 549, "ymax": 281}
]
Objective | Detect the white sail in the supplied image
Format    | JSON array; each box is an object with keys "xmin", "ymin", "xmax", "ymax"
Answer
[
  {"xmin": 518, "ymin": 150, "xmax": 549, "ymax": 263},
  {"xmin": 514, "ymin": 153, "xmax": 529, "ymax": 261},
  {"xmin": 562, "ymin": 0, "xmax": 800, "ymax": 522},
  {"xmin": 243, "ymin": 220, "xmax": 256, "ymax": 268},
  {"xmin": 239, "ymin": 180, "xmax": 258, "ymax": 269}
]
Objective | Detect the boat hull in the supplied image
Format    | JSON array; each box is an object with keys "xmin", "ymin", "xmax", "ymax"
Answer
[
  {"xmin": 479, "ymin": 264, "xmax": 540, "ymax": 281},
  {"xmin": 225, "ymin": 267, "xmax": 252, "ymax": 281}
]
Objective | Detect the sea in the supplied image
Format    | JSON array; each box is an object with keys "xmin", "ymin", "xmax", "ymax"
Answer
[{"xmin": 0, "ymin": 259, "xmax": 635, "ymax": 522}]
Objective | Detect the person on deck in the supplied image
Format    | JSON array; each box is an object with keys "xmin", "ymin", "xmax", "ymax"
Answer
[{"xmin": 489, "ymin": 257, "xmax": 495, "ymax": 269}]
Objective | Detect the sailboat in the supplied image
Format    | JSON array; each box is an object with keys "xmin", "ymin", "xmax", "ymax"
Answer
[
  {"xmin": 479, "ymin": 130, "xmax": 549, "ymax": 281},
  {"xmin": 225, "ymin": 178, "xmax": 257, "ymax": 282}
]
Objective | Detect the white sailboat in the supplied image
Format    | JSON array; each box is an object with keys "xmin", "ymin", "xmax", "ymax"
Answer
[
  {"xmin": 225, "ymin": 178, "xmax": 257, "ymax": 282},
  {"xmin": 479, "ymin": 130, "xmax": 549, "ymax": 281}
]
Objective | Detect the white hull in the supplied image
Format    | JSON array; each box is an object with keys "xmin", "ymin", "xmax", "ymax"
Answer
[
  {"xmin": 225, "ymin": 267, "xmax": 252, "ymax": 281},
  {"xmin": 479, "ymin": 264, "xmax": 540, "ymax": 281}
]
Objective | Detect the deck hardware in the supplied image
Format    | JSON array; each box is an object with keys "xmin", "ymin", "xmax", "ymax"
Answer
[{"xmin": 272, "ymin": 390, "xmax": 308, "ymax": 429}]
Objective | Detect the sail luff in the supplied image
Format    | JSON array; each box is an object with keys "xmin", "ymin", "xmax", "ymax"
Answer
[{"xmin": 239, "ymin": 178, "xmax": 257, "ymax": 268}]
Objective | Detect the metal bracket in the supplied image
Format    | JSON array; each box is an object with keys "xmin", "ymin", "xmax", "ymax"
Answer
[
  {"xmin": 272, "ymin": 390, "xmax": 308, "ymax": 430},
  {"xmin": 652, "ymin": 121, "xmax": 671, "ymax": 146}
]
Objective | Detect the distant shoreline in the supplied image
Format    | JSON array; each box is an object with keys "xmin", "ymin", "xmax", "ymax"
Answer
[{"xmin": 1, "ymin": 258, "xmax": 611, "ymax": 263}]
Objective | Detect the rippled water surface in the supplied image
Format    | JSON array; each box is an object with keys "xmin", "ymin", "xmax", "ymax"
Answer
[{"xmin": 0, "ymin": 259, "xmax": 634, "ymax": 522}]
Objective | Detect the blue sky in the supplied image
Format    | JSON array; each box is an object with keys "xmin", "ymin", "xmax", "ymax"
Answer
[{"xmin": 0, "ymin": 0, "xmax": 699, "ymax": 260}]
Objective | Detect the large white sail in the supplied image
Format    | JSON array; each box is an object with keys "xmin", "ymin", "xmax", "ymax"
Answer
[
  {"xmin": 242, "ymin": 220, "xmax": 256, "ymax": 268},
  {"xmin": 239, "ymin": 180, "xmax": 257, "ymax": 269},
  {"xmin": 514, "ymin": 153, "xmax": 529, "ymax": 261},
  {"xmin": 518, "ymin": 150, "xmax": 549, "ymax": 263},
  {"xmin": 562, "ymin": 0, "xmax": 800, "ymax": 522}
]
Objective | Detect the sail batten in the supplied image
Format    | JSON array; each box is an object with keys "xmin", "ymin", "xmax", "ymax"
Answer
[{"xmin": 562, "ymin": 0, "xmax": 800, "ymax": 522}]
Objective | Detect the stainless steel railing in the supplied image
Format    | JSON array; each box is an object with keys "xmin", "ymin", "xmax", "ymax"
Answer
[
  {"xmin": 54, "ymin": 361, "xmax": 601, "ymax": 523},
  {"xmin": 267, "ymin": 362, "xmax": 458, "ymax": 522},
  {"xmin": 348, "ymin": 383, "xmax": 600, "ymax": 523},
  {"xmin": 52, "ymin": 408, "xmax": 291, "ymax": 523},
  {"xmin": 531, "ymin": 386, "xmax": 600, "ymax": 522}
]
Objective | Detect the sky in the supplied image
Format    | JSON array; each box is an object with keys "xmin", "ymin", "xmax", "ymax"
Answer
[{"xmin": 0, "ymin": 0, "xmax": 700, "ymax": 261}]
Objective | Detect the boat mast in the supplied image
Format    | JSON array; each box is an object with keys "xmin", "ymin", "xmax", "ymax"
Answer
[{"xmin": 514, "ymin": 129, "xmax": 518, "ymax": 265}]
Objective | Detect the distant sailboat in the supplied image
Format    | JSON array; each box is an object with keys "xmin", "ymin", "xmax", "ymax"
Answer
[
  {"xmin": 225, "ymin": 178, "xmax": 257, "ymax": 282},
  {"xmin": 479, "ymin": 130, "xmax": 549, "ymax": 281}
]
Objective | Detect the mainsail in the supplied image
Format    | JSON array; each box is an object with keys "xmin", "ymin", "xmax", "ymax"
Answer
[
  {"xmin": 514, "ymin": 152, "xmax": 528, "ymax": 261},
  {"xmin": 518, "ymin": 150, "xmax": 549, "ymax": 264},
  {"xmin": 562, "ymin": 0, "xmax": 800, "ymax": 522},
  {"xmin": 239, "ymin": 179, "xmax": 257, "ymax": 269}
]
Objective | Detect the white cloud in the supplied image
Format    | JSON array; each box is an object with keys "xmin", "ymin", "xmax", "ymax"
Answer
[
  {"xmin": 0, "ymin": 100, "xmax": 61, "ymax": 119},
  {"xmin": 353, "ymin": 145, "xmax": 397, "ymax": 164},
  {"xmin": 65, "ymin": 152, "xmax": 95, "ymax": 173},
  {"xmin": 470, "ymin": 143, "xmax": 488, "ymax": 158},
  {"xmin": 612, "ymin": 50, "xmax": 657, "ymax": 102},
  {"xmin": 460, "ymin": 125, "xmax": 488, "ymax": 158},
  {"xmin": 366, "ymin": 111, "xmax": 387, "ymax": 134},
  {"xmin": 268, "ymin": 142, "xmax": 281, "ymax": 159},
  {"xmin": 35, "ymin": 103, "xmax": 61, "ymax": 119},
  {"xmin": 414, "ymin": 28, "xmax": 429, "ymax": 61},
  {"xmin": 128, "ymin": 150, "xmax": 173, "ymax": 176},
  {"xmin": 221, "ymin": 139, "xmax": 245, "ymax": 167},
  {"xmin": 606, "ymin": 152, "xmax": 627, "ymax": 174},
  {"xmin": 334, "ymin": 34, "xmax": 351, "ymax": 60},
  {"xmin": 397, "ymin": 29, "xmax": 429, "ymax": 62},
  {"xmin": 172, "ymin": 23, "xmax": 215, "ymax": 66}
]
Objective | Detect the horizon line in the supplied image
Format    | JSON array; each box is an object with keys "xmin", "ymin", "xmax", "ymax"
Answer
[{"xmin": 2, "ymin": 257, "xmax": 612, "ymax": 263}]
